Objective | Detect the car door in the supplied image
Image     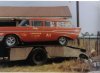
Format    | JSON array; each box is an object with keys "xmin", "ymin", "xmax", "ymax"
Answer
[
  {"xmin": 30, "ymin": 20, "xmax": 44, "ymax": 41},
  {"xmin": 17, "ymin": 19, "xmax": 33, "ymax": 42},
  {"xmin": 42, "ymin": 21, "xmax": 57, "ymax": 41}
]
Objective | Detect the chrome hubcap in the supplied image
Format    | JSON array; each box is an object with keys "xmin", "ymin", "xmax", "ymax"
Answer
[
  {"xmin": 6, "ymin": 36, "xmax": 16, "ymax": 46},
  {"xmin": 59, "ymin": 37, "xmax": 66, "ymax": 45}
]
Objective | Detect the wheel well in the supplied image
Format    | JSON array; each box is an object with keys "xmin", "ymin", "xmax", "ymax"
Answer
[
  {"xmin": 58, "ymin": 36, "xmax": 72, "ymax": 40},
  {"xmin": 3, "ymin": 34, "xmax": 21, "ymax": 42},
  {"xmin": 27, "ymin": 46, "xmax": 47, "ymax": 60},
  {"xmin": 32, "ymin": 46, "xmax": 47, "ymax": 54}
]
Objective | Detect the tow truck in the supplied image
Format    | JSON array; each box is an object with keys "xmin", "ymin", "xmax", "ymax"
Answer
[{"xmin": 0, "ymin": 42, "xmax": 88, "ymax": 65}]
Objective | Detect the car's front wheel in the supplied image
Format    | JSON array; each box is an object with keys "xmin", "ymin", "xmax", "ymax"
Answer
[
  {"xmin": 58, "ymin": 36, "xmax": 68, "ymax": 46},
  {"xmin": 4, "ymin": 35, "xmax": 18, "ymax": 47}
]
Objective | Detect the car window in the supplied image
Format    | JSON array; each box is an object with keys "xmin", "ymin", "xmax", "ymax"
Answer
[
  {"xmin": 57, "ymin": 21, "xmax": 72, "ymax": 28},
  {"xmin": 45, "ymin": 21, "xmax": 50, "ymax": 26},
  {"xmin": 32, "ymin": 21, "xmax": 42, "ymax": 27},
  {"xmin": 19, "ymin": 20, "xmax": 29, "ymax": 26},
  {"xmin": 45, "ymin": 21, "xmax": 56, "ymax": 27}
]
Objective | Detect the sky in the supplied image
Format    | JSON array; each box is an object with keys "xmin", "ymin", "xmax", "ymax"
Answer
[{"xmin": 0, "ymin": 1, "xmax": 68, "ymax": 6}]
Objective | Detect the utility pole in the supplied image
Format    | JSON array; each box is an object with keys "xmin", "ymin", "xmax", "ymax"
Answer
[
  {"xmin": 76, "ymin": 1, "xmax": 79, "ymax": 27},
  {"xmin": 76, "ymin": 1, "xmax": 80, "ymax": 45}
]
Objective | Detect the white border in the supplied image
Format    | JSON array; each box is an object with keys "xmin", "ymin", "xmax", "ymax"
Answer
[{"xmin": 0, "ymin": 0, "xmax": 99, "ymax": 1}]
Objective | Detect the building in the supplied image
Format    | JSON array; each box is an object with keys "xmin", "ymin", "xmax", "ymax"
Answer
[{"xmin": 0, "ymin": 6, "xmax": 71, "ymax": 26}]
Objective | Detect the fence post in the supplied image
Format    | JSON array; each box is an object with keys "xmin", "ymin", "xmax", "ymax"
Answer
[{"xmin": 97, "ymin": 31, "xmax": 100, "ymax": 56}]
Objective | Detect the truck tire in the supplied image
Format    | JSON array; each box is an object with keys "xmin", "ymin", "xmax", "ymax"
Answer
[
  {"xmin": 29, "ymin": 47, "xmax": 47, "ymax": 65},
  {"xmin": 4, "ymin": 35, "xmax": 18, "ymax": 47},
  {"xmin": 79, "ymin": 54, "xmax": 89, "ymax": 60}
]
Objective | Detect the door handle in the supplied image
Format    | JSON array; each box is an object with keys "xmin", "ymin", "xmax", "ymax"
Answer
[{"xmin": 33, "ymin": 27, "xmax": 38, "ymax": 29}]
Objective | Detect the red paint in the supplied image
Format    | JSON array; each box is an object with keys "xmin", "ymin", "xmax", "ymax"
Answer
[{"xmin": 0, "ymin": 18, "xmax": 81, "ymax": 42}]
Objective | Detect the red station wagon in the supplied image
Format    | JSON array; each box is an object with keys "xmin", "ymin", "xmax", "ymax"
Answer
[{"xmin": 0, "ymin": 18, "xmax": 81, "ymax": 47}]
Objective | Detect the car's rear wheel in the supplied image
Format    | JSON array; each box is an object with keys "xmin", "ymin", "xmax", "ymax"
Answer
[
  {"xmin": 29, "ymin": 47, "xmax": 47, "ymax": 65},
  {"xmin": 58, "ymin": 36, "xmax": 68, "ymax": 46},
  {"xmin": 4, "ymin": 35, "xmax": 18, "ymax": 47}
]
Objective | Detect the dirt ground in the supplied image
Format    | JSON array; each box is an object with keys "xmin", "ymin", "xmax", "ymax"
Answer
[{"xmin": 0, "ymin": 58, "xmax": 90, "ymax": 72}]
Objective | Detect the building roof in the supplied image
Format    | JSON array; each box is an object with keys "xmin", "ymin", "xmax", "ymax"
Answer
[{"xmin": 0, "ymin": 6, "xmax": 71, "ymax": 17}]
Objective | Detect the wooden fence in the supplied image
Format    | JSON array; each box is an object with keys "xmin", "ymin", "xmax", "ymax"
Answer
[{"xmin": 67, "ymin": 31, "xmax": 100, "ymax": 56}]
